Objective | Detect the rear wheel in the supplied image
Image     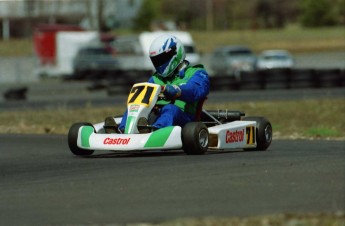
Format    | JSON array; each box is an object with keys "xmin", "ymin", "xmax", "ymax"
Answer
[
  {"xmin": 182, "ymin": 122, "xmax": 209, "ymax": 155},
  {"xmin": 242, "ymin": 117, "xmax": 272, "ymax": 151},
  {"xmin": 68, "ymin": 122, "xmax": 95, "ymax": 156}
]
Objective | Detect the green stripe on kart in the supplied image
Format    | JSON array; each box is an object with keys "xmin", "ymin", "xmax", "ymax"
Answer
[
  {"xmin": 125, "ymin": 116, "xmax": 135, "ymax": 134},
  {"xmin": 144, "ymin": 126, "xmax": 174, "ymax": 148},
  {"xmin": 81, "ymin": 126, "xmax": 94, "ymax": 148}
]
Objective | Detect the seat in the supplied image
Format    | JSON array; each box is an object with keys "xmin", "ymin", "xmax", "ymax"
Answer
[{"xmin": 194, "ymin": 97, "xmax": 207, "ymax": 121}]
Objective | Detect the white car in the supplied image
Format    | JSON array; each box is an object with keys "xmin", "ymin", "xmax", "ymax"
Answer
[
  {"xmin": 210, "ymin": 45, "xmax": 257, "ymax": 79},
  {"xmin": 257, "ymin": 50, "xmax": 294, "ymax": 70}
]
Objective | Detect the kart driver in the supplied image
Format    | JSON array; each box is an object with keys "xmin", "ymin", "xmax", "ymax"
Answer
[{"xmin": 104, "ymin": 34, "xmax": 210, "ymax": 133}]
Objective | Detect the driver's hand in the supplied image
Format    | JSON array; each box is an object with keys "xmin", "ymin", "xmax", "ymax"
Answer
[{"xmin": 163, "ymin": 84, "xmax": 181, "ymax": 100}]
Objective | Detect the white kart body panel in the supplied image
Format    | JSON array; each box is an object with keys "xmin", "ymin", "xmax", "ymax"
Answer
[
  {"xmin": 77, "ymin": 125, "xmax": 182, "ymax": 151},
  {"xmin": 208, "ymin": 120, "xmax": 257, "ymax": 150},
  {"xmin": 86, "ymin": 119, "xmax": 257, "ymax": 152}
]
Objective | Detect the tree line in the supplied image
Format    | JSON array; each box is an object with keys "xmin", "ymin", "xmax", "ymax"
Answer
[{"xmin": 133, "ymin": 0, "xmax": 345, "ymax": 31}]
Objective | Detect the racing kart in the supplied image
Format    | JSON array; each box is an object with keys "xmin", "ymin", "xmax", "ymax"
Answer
[{"xmin": 68, "ymin": 82, "xmax": 272, "ymax": 156}]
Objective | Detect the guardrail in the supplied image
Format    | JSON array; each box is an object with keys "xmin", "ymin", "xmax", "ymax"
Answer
[
  {"xmin": 210, "ymin": 68, "xmax": 345, "ymax": 91},
  {"xmin": 3, "ymin": 68, "xmax": 344, "ymax": 100},
  {"xmin": 106, "ymin": 68, "xmax": 344, "ymax": 95}
]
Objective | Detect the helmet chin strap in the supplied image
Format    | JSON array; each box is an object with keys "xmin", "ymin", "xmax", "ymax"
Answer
[
  {"xmin": 177, "ymin": 60, "xmax": 189, "ymax": 78},
  {"xmin": 161, "ymin": 60, "xmax": 189, "ymax": 79}
]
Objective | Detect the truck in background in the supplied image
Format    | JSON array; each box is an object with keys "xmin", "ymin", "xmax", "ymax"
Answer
[
  {"xmin": 33, "ymin": 24, "xmax": 100, "ymax": 78},
  {"xmin": 33, "ymin": 27, "xmax": 200, "ymax": 82}
]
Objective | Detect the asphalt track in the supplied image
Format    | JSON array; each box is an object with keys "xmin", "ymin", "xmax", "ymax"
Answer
[
  {"xmin": 1, "ymin": 134, "xmax": 344, "ymax": 225},
  {"xmin": 1, "ymin": 86, "xmax": 345, "ymax": 110}
]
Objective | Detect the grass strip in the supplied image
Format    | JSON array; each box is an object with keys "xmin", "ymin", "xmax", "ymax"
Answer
[
  {"xmin": 1, "ymin": 26, "xmax": 344, "ymax": 57},
  {"xmin": 191, "ymin": 26, "xmax": 345, "ymax": 54}
]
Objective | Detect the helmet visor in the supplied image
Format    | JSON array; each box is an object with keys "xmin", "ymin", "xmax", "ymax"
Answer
[{"xmin": 150, "ymin": 46, "xmax": 177, "ymax": 73}]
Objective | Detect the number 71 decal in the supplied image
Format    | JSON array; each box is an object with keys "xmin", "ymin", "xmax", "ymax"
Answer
[
  {"xmin": 246, "ymin": 126, "xmax": 255, "ymax": 145},
  {"xmin": 127, "ymin": 84, "xmax": 158, "ymax": 106}
]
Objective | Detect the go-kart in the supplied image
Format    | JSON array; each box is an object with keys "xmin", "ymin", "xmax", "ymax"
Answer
[{"xmin": 68, "ymin": 82, "xmax": 272, "ymax": 156}]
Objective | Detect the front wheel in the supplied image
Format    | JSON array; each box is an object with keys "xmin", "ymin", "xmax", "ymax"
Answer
[
  {"xmin": 182, "ymin": 122, "xmax": 209, "ymax": 155},
  {"xmin": 68, "ymin": 122, "xmax": 95, "ymax": 156},
  {"xmin": 242, "ymin": 116, "xmax": 272, "ymax": 151}
]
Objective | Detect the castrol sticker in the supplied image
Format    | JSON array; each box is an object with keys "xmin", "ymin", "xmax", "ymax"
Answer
[
  {"xmin": 129, "ymin": 104, "xmax": 140, "ymax": 112},
  {"xmin": 225, "ymin": 129, "xmax": 245, "ymax": 143},
  {"xmin": 103, "ymin": 137, "xmax": 131, "ymax": 145}
]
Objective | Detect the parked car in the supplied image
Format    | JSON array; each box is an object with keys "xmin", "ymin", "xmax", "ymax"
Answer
[
  {"xmin": 256, "ymin": 50, "xmax": 294, "ymax": 70},
  {"xmin": 210, "ymin": 45, "xmax": 257, "ymax": 79},
  {"xmin": 72, "ymin": 45, "xmax": 119, "ymax": 79}
]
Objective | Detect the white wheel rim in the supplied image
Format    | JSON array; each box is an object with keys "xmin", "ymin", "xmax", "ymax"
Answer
[
  {"xmin": 265, "ymin": 125, "xmax": 272, "ymax": 143},
  {"xmin": 199, "ymin": 129, "xmax": 209, "ymax": 148}
]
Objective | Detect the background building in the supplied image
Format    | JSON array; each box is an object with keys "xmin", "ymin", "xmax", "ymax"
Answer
[{"xmin": 0, "ymin": 0, "xmax": 142, "ymax": 39}]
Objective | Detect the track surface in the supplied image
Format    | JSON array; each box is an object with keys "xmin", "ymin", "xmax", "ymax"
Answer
[
  {"xmin": 1, "ymin": 87, "xmax": 344, "ymax": 110},
  {"xmin": 1, "ymin": 134, "xmax": 344, "ymax": 225}
]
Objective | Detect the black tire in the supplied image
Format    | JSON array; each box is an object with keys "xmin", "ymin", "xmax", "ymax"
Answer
[
  {"xmin": 68, "ymin": 122, "xmax": 95, "ymax": 156},
  {"xmin": 182, "ymin": 122, "xmax": 209, "ymax": 155},
  {"xmin": 242, "ymin": 116, "xmax": 272, "ymax": 151}
]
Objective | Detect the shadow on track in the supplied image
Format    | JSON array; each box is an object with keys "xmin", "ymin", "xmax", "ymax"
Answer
[
  {"xmin": 83, "ymin": 150, "xmax": 185, "ymax": 159},
  {"xmin": 78, "ymin": 149, "xmax": 249, "ymax": 159}
]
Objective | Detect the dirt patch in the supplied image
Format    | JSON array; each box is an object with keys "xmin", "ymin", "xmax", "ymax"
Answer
[{"xmin": 129, "ymin": 212, "xmax": 344, "ymax": 226}]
